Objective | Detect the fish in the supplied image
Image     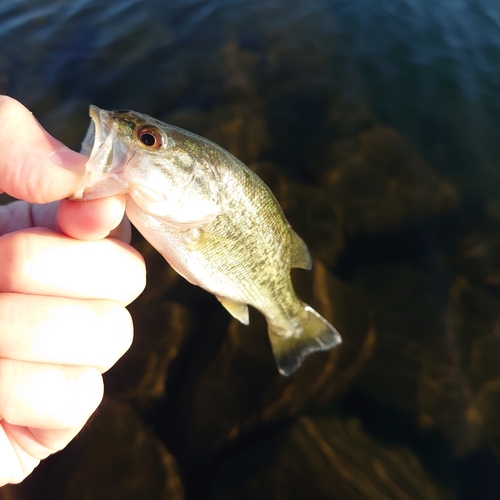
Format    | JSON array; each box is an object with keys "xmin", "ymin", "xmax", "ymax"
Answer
[{"xmin": 71, "ymin": 106, "xmax": 342, "ymax": 375}]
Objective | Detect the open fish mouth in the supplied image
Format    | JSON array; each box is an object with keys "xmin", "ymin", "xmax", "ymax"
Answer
[
  {"xmin": 81, "ymin": 105, "xmax": 121, "ymax": 172},
  {"xmin": 80, "ymin": 105, "xmax": 110, "ymax": 159},
  {"xmin": 71, "ymin": 105, "xmax": 133, "ymax": 200}
]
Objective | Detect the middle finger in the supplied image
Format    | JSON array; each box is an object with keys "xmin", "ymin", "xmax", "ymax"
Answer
[{"xmin": 0, "ymin": 293, "xmax": 133, "ymax": 372}]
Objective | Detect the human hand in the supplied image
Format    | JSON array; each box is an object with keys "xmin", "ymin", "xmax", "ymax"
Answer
[{"xmin": 0, "ymin": 96, "xmax": 146, "ymax": 485}]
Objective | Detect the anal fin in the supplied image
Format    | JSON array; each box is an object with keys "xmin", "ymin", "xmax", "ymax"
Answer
[{"xmin": 217, "ymin": 296, "xmax": 250, "ymax": 325}]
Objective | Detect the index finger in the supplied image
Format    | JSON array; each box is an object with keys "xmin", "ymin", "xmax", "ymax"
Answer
[{"xmin": 0, "ymin": 96, "xmax": 87, "ymax": 203}]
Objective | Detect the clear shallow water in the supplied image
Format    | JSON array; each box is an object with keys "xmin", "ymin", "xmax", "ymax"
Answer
[
  {"xmin": 1, "ymin": 0, "xmax": 499, "ymax": 183},
  {"xmin": 2, "ymin": 1, "xmax": 500, "ymax": 499}
]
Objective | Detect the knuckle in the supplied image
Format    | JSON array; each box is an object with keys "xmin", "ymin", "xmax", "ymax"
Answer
[
  {"xmin": 96, "ymin": 302, "xmax": 134, "ymax": 372},
  {"xmin": 0, "ymin": 231, "xmax": 32, "ymax": 292},
  {"xmin": 0, "ymin": 360, "xmax": 103, "ymax": 430},
  {"xmin": 37, "ymin": 366, "xmax": 103, "ymax": 429},
  {"xmin": 0, "ymin": 358, "xmax": 16, "ymax": 420},
  {"xmin": 0, "ymin": 95, "xmax": 24, "ymax": 118},
  {"xmin": 64, "ymin": 367, "xmax": 103, "ymax": 427}
]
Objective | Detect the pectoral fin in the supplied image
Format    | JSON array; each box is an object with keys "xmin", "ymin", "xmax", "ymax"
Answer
[
  {"xmin": 217, "ymin": 296, "xmax": 250, "ymax": 325},
  {"xmin": 290, "ymin": 230, "xmax": 312, "ymax": 270}
]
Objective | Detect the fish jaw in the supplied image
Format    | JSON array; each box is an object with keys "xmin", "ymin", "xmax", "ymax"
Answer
[{"xmin": 71, "ymin": 105, "xmax": 133, "ymax": 200}]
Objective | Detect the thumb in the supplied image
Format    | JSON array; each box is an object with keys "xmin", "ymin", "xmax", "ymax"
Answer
[{"xmin": 0, "ymin": 96, "xmax": 87, "ymax": 203}]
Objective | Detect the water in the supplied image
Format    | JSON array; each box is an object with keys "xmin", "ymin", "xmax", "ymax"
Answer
[
  {"xmin": 331, "ymin": 0, "xmax": 500, "ymax": 186},
  {"xmin": 2, "ymin": 0, "xmax": 499, "ymax": 183},
  {"xmin": 2, "ymin": 1, "xmax": 500, "ymax": 499}
]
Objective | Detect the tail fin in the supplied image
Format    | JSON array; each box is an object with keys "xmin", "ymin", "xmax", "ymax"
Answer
[{"xmin": 267, "ymin": 305, "xmax": 342, "ymax": 376}]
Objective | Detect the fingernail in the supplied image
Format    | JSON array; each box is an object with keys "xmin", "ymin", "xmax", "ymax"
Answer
[{"xmin": 48, "ymin": 145, "xmax": 87, "ymax": 173}]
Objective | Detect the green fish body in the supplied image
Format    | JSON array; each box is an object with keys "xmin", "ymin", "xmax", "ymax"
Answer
[{"xmin": 73, "ymin": 106, "xmax": 342, "ymax": 375}]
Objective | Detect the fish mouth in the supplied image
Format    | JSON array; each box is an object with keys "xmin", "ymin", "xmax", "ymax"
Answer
[
  {"xmin": 80, "ymin": 105, "xmax": 110, "ymax": 159},
  {"xmin": 71, "ymin": 105, "xmax": 132, "ymax": 200}
]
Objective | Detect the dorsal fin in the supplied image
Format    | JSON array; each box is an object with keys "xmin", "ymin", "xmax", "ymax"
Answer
[{"xmin": 290, "ymin": 230, "xmax": 312, "ymax": 270}]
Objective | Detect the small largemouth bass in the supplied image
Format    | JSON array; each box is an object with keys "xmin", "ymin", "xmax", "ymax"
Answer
[{"xmin": 72, "ymin": 106, "xmax": 342, "ymax": 375}]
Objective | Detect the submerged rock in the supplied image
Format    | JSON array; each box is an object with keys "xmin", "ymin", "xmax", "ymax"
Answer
[
  {"xmin": 316, "ymin": 125, "xmax": 458, "ymax": 236},
  {"xmin": 206, "ymin": 415, "xmax": 451, "ymax": 500},
  {"xmin": 419, "ymin": 278, "xmax": 500, "ymax": 457}
]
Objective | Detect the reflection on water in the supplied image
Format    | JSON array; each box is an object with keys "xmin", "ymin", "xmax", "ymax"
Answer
[{"xmin": 2, "ymin": 0, "xmax": 500, "ymax": 499}]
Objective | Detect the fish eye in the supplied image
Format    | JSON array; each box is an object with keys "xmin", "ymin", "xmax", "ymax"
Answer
[{"xmin": 137, "ymin": 127, "xmax": 163, "ymax": 149}]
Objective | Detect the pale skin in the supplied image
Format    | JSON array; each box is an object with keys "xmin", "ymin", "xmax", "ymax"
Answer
[{"xmin": 0, "ymin": 96, "xmax": 146, "ymax": 485}]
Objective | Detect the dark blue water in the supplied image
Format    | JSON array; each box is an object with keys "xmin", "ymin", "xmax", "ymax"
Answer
[
  {"xmin": 332, "ymin": 0, "xmax": 500, "ymax": 185},
  {"xmin": 2, "ymin": 0, "xmax": 499, "ymax": 184},
  {"xmin": 2, "ymin": 1, "xmax": 500, "ymax": 499}
]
